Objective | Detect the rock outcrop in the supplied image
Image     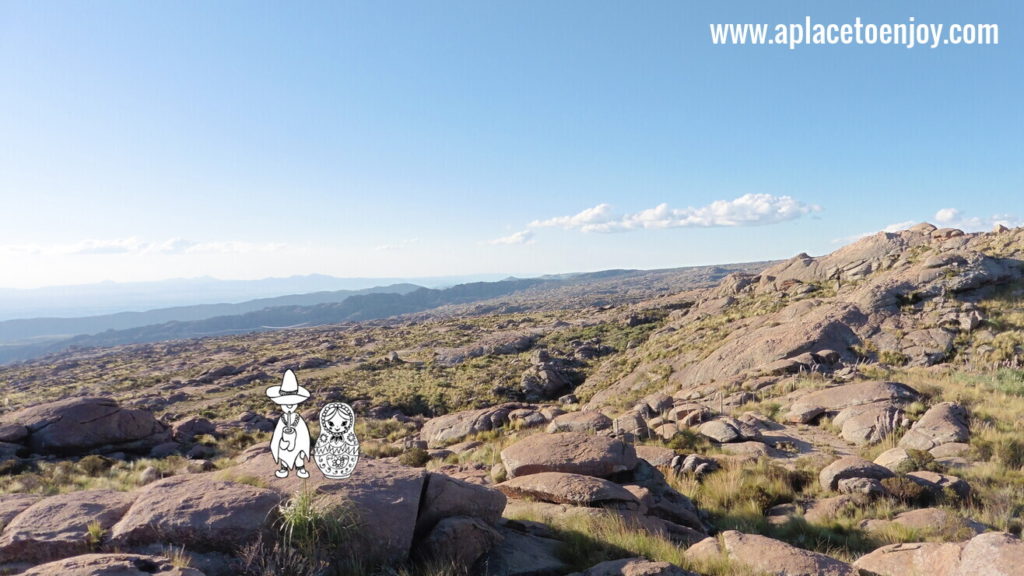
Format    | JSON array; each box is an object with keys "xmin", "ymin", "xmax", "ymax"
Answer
[
  {"xmin": 686, "ymin": 530, "xmax": 858, "ymax": 575},
  {"xmin": 500, "ymin": 432, "xmax": 638, "ymax": 479},
  {"xmin": 0, "ymin": 397, "xmax": 169, "ymax": 455}
]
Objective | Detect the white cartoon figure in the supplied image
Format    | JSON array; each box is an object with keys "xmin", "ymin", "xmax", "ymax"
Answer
[
  {"xmin": 313, "ymin": 402, "xmax": 360, "ymax": 479},
  {"xmin": 266, "ymin": 370, "xmax": 312, "ymax": 479}
]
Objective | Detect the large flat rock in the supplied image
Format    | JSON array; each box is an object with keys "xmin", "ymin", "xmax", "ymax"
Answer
[
  {"xmin": 21, "ymin": 553, "xmax": 206, "ymax": 576},
  {"xmin": 498, "ymin": 471, "xmax": 639, "ymax": 509},
  {"xmin": 0, "ymin": 490, "xmax": 136, "ymax": 563},
  {"xmin": 500, "ymin": 432, "xmax": 638, "ymax": 479},
  {"xmin": 786, "ymin": 381, "xmax": 919, "ymax": 423},
  {"xmin": 1, "ymin": 397, "xmax": 168, "ymax": 455},
  {"xmin": 109, "ymin": 476, "xmax": 279, "ymax": 552},
  {"xmin": 686, "ymin": 530, "xmax": 857, "ymax": 576},
  {"xmin": 899, "ymin": 402, "xmax": 970, "ymax": 451},
  {"xmin": 223, "ymin": 444, "xmax": 427, "ymax": 563}
]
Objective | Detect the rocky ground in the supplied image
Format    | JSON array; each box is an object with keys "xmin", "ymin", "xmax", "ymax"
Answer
[{"xmin": 0, "ymin": 223, "xmax": 1023, "ymax": 575}]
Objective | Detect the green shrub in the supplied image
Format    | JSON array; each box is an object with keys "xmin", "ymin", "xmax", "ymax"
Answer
[
  {"xmin": 881, "ymin": 476, "xmax": 933, "ymax": 506},
  {"xmin": 996, "ymin": 438, "xmax": 1024, "ymax": 469},
  {"xmin": 77, "ymin": 455, "xmax": 113, "ymax": 476},
  {"xmin": 399, "ymin": 447, "xmax": 430, "ymax": 468}
]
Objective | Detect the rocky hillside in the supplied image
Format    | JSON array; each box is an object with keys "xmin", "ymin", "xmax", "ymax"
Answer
[{"xmin": 0, "ymin": 223, "xmax": 1023, "ymax": 575}]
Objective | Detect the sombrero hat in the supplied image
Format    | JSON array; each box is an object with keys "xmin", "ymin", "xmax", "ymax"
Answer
[{"xmin": 266, "ymin": 370, "xmax": 311, "ymax": 405}]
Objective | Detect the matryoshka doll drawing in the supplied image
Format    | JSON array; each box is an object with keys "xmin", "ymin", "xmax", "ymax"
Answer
[
  {"xmin": 313, "ymin": 402, "xmax": 360, "ymax": 479},
  {"xmin": 266, "ymin": 370, "xmax": 312, "ymax": 478}
]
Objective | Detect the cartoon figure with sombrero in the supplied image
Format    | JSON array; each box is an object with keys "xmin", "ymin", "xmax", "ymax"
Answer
[{"xmin": 266, "ymin": 370, "xmax": 311, "ymax": 478}]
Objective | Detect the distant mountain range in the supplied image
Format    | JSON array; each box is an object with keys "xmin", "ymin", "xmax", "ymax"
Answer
[
  {"xmin": 0, "ymin": 263, "xmax": 768, "ymax": 365},
  {"xmin": 0, "ymin": 274, "xmax": 510, "ymax": 320}
]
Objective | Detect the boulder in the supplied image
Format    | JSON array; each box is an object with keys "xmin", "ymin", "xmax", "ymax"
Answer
[
  {"xmin": 20, "ymin": 553, "xmax": 206, "ymax": 576},
  {"xmin": 572, "ymin": 557, "xmax": 697, "ymax": 576},
  {"xmin": 634, "ymin": 445, "xmax": 676, "ymax": 468},
  {"xmin": 833, "ymin": 403, "xmax": 903, "ymax": 445},
  {"xmin": 819, "ymin": 456, "xmax": 895, "ymax": 491},
  {"xmin": 907, "ymin": 470, "xmax": 971, "ymax": 499},
  {"xmin": 0, "ymin": 424, "xmax": 27, "ymax": 443},
  {"xmin": 697, "ymin": 417, "xmax": 756, "ymax": 443},
  {"xmin": 417, "ymin": 515, "xmax": 500, "ymax": 567},
  {"xmin": 853, "ymin": 542, "xmax": 965, "ymax": 576},
  {"xmin": 415, "ymin": 471, "xmax": 506, "ymax": 539},
  {"xmin": 482, "ymin": 520, "xmax": 569, "ymax": 576},
  {"xmin": 641, "ymin": 393, "xmax": 675, "ymax": 416},
  {"xmin": 0, "ymin": 493, "xmax": 41, "ymax": 529},
  {"xmin": 874, "ymin": 447, "xmax": 913, "ymax": 472},
  {"xmin": 899, "ymin": 403, "xmax": 970, "ymax": 451},
  {"xmin": 837, "ymin": 477, "xmax": 886, "ymax": 497},
  {"xmin": 546, "ymin": 411, "xmax": 613, "ymax": 434},
  {"xmin": 498, "ymin": 472, "xmax": 639, "ymax": 509},
  {"xmin": 109, "ymin": 476, "xmax": 279, "ymax": 552},
  {"xmin": 685, "ymin": 530, "xmax": 858, "ymax": 575},
  {"xmin": 803, "ymin": 495, "xmax": 863, "ymax": 524},
  {"xmin": 171, "ymin": 417, "xmax": 216, "ymax": 442},
  {"xmin": 930, "ymin": 442, "xmax": 971, "ymax": 458},
  {"xmin": 613, "ymin": 411, "xmax": 649, "ymax": 438},
  {"xmin": 223, "ymin": 445, "xmax": 428, "ymax": 563},
  {"xmin": 667, "ymin": 403, "xmax": 712, "ymax": 427},
  {"xmin": 500, "ymin": 432, "xmax": 638, "ymax": 479},
  {"xmin": 958, "ymin": 531, "xmax": 1024, "ymax": 575},
  {"xmin": 890, "ymin": 508, "xmax": 986, "ymax": 536},
  {"xmin": 785, "ymin": 381, "xmax": 919, "ymax": 423},
  {"xmin": 853, "ymin": 532, "xmax": 1024, "ymax": 576},
  {"xmin": 625, "ymin": 461, "xmax": 705, "ymax": 533},
  {"xmin": 1, "ymin": 397, "xmax": 169, "ymax": 455},
  {"xmin": 420, "ymin": 403, "xmax": 527, "ymax": 447},
  {"xmin": 0, "ymin": 490, "xmax": 136, "ymax": 563}
]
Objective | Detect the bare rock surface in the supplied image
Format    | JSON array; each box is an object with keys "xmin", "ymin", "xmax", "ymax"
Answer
[
  {"xmin": 546, "ymin": 410, "xmax": 613, "ymax": 434},
  {"xmin": 21, "ymin": 553, "xmax": 206, "ymax": 576},
  {"xmin": 685, "ymin": 530, "xmax": 858, "ymax": 575},
  {"xmin": 833, "ymin": 402, "xmax": 903, "ymax": 445},
  {"xmin": 957, "ymin": 531, "xmax": 1024, "ymax": 575},
  {"xmin": 500, "ymin": 432, "xmax": 638, "ymax": 479},
  {"xmin": 418, "ymin": 515, "xmax": 500, "ymax": 568},
  {"xmin": 0, "ymin": 490, "xmax": 136, "ymax": 563},
  {"xmin": 420, "ymin": 403, "xmax": 530, "ymax": 447},
  {"xmin": 853, "ymin": 541, "xmax": 965, "ymax": 576},
  {"xmin": 853, "ymin": 532, "xmax": 1024, "ymax": 576},
  {"xmin": 1, "ymin": 397, "xmax": 169, "ymax": 455},
  {"xmin": 906, "ymin": 470, "xmax": 971, "ymax": 499},
  {"xmin": 819, "ymin": 455, "xmax": 895, "ymax": 491},
  {"xmin": 634, "ymin": 445, "xmax": 676, "ymax": 468},
  {"xmin": 786, "ymin": 381, "xmax": 919, "ymax": 423},
  {"xmin": 697, "ymin": 417, "xmax": 757, "ymax": 443},
  {"xmin": 0, "ymin": 493, "xmax": 41, "ymax": 530},
  {"xmin": 498, "ymin": 471, "xmax": 639, "ymax": 509},
  {"xmin": 416, "ymin": 471, "xmax": 506, "ymax": 539},
  {"xmin": 109, "ymin": 476, "xmax": 279, "ymax": 553},
  {"xmin": 899, "ymin": 402, "xmax": 970, "ymax": 451},
  {"xmin": 482, "ymin": 520, "xmax": 569, "ymax": 576},
  {"xmin": 874, "ymin": 447, "xmax": 912, "ymax": 471},
  {"xmin": 570, "ymin": 557, "xmax": 698, "ymax": 576},
  {"xmin": 224, "ymin": 445, "xmax": 427, "ymax": 563}
]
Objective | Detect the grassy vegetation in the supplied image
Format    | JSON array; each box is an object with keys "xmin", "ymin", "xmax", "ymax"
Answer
[{"xmin": 506, "ymin": 507, "xmax": 766, "ymax": 576}]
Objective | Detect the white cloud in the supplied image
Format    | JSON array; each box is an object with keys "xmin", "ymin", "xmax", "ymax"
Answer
[
  {"xmin": 529, "ymin": 194, "xmax": 820, "ymax": 233},
  {"xmin": 529, "ymin": 203, "xmax": 616, "ymax": 232},
  {"xmin": 488, "ymin": 230, "xmax": 534, "ymax": 245},
  {"xmin": 935, "ymin": 208, "xmax": 960, "ymax": 224},
  {"xmin": 932, "ymin": 208, "xmax": 1021, "ymax": 232}
]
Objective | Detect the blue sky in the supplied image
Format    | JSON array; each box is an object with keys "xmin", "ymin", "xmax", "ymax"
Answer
[{"xmin": 0, "ymin": 1, "xmax": 1020, "ymax": 289}]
